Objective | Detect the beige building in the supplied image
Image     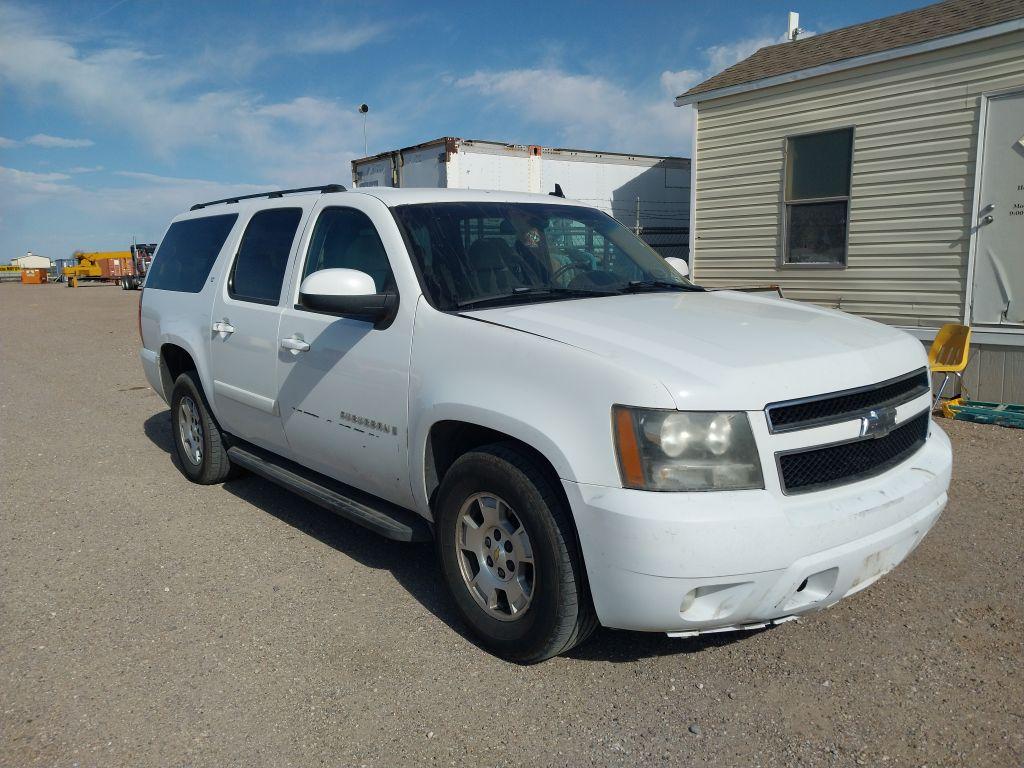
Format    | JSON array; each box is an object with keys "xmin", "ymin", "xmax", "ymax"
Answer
[{"xmin": 677, "ymin": 0, "xmax": 1024, "ymax": 401}]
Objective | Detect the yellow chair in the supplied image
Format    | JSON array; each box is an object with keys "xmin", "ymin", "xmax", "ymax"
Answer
[{"xmin": 929, "ymin": 323, "xmax": 971, "ymax": 407}]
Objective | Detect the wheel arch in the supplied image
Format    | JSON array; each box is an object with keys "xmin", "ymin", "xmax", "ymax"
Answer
[
  {"xmin": 418, "ymin": 411, "xmax": 576, "ymax": 521},
  {"xmin": 425, "ymin": 418, "xmax": 599, "ymax": 658},
  {"xmin": 157, "ymin": 335, "xmax": 214, "ymax": 408},
  {"xmin": 159, "ymin": 342, "xmax": 196, "ymax": 399}
]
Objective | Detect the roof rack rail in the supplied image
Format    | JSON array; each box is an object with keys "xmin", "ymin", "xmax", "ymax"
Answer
[{"xmin": 189, "ymin": 183, "xmax": 346, "ymax": 211}]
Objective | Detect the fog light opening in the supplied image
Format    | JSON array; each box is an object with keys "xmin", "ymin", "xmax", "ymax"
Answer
[{"xmin": 781, "ymin": 567, "xmax": 838, "ymax": 611}]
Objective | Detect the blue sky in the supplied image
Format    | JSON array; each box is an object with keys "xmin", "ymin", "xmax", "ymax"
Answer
[{"xmin": 0, "ymin": 0, "xmax": 925, "ymax": 260}]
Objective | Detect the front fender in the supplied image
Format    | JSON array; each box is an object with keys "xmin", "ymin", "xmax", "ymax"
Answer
[{"xmin": 407, "ymin": 304, "xmax": 675, "ymax": 516}]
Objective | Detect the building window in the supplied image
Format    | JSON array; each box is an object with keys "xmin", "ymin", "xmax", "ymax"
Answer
[{"xmin": 783, "ymin": 128, "xmax": 853, "ymax": 266}]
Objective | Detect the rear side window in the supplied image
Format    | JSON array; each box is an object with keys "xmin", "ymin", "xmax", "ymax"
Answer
[
  {"xmin": 229, "ymin": 208, "xmax": 303, "ymax": 304},
  {"xmin": 146, "ymin": 214, "xmax": 238, "ymax": 293},
  {"xmin": 302, "ymin": 207, "xmax": 395, "ymax": 292}
]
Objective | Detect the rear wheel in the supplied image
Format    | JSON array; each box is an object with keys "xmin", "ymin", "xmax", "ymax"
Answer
[
  {"xmin": 436, "ymin": 443, "xmax": 597, "ymax": 663},
  {"xmin": 170, "ymin": 371, "xmax": 234, "ymax": 484}
]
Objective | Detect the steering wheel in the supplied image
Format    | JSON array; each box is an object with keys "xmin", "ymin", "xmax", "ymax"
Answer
[{"xmin": 551, "ymin": 261, "xmax": 591, "ymax": 283}]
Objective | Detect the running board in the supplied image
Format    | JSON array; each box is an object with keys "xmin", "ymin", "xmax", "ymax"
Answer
[{"xmin": 226, "ymin": 445, "xmax": 431, "ymax": 543}]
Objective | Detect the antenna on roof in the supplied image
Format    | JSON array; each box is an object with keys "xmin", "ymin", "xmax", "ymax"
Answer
[
  {"xmin": 550, "ymin": 183, "xmax": 565, "ymax": 198},
  {"xmin": 788, "ymin": 11, "xmax": 803, "ymax": 41}
]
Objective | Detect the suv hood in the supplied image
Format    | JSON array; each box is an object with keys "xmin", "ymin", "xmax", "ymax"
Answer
[{"xmin": 463, "ymin": 291, "xmax": 927, "ymax": 410}]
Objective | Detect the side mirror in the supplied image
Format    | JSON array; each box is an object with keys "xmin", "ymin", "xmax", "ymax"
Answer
[
  {"xmin": 664, "ymin": 257, "xmax": 690, "ymax": 279},
  {"xmin": 298, "ymin": 268, "xmax": 397, "ymax": 324}
]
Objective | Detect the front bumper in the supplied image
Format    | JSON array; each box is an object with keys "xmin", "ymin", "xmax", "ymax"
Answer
[{"xmin": 563, "ymin": 425, "xmax": 952, "ymax": 633}]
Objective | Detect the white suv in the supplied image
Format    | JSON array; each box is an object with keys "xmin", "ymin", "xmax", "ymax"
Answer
[{"xmin": 139, "ymin": 184, "xmax": 952, "ymax": 662}]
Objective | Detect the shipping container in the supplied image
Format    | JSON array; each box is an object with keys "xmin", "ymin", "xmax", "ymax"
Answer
[
  {"xmin": 97, "ymin": 257, "xmax": 137, "ymax": 279},
  {"xmin": 352, "ymin": 137, "xmax": 691, "ymax": 262}
]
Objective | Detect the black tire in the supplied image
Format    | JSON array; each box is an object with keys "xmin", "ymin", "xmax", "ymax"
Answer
[
  {"xmin": 436, "ymin": 443, "xmax": 597, "ymax": 663},
  {"xmin": 169, "ymin": 371, "xmax": 235, "ymax": 484}
]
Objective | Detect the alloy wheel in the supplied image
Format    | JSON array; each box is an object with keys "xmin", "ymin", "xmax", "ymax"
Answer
[
  {"xmin": 178, "ymin": 395, "xmax": 204, "ymax": 466},
  {"xmin": 455, "ymin": 492, "xmax": 535, "ymax": 621}
]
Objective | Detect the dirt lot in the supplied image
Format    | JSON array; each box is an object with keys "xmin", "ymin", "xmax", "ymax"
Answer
[{"xmin": 1, "ymin": 282, "xmax": 1021, "ymax": 768}]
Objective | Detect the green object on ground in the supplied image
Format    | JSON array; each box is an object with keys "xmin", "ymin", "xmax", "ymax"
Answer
[{"xmin": 948, "ymin": 400, "xmax": 1024, "ymax": 429}]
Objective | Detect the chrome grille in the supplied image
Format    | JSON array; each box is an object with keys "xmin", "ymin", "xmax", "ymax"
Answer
[{"xmin": 766, "ymin": 368, "xmax": 929, "ymax": 433}]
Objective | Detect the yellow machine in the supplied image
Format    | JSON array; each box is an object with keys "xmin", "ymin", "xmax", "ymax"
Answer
[{"xmin": 63, "ymin": 251, "xmax": 133, "ymax": 287}]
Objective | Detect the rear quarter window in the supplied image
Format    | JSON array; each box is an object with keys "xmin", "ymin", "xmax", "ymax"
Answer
[{"xmin": 146, "ymin": 214, "xmax": 238, "ymax": 293}]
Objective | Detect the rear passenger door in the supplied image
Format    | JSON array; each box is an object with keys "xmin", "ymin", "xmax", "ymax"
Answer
[{"xmin": 210, "ymin": 205, "xmax": 310, "ymax": 453}]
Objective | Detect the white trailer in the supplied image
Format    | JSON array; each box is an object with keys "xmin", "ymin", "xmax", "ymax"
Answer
[{"xmin": 351, "ymin": 137, "xmax": 691, "ymax": 261}]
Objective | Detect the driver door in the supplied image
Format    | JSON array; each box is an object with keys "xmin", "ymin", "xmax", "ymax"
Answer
[{"xmin": 275, "ymin": 196, "xmax": 414, "ymax": 507}]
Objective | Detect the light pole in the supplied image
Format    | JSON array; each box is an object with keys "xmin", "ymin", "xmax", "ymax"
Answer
[{"xmin": 359, "ymin": 104, "xmax": 369, "ymax": 156}]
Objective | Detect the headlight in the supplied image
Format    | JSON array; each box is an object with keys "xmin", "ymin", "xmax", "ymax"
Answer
[{"xmin": 613, "ymin": 406, "xmax": 764, "ymax": 491}]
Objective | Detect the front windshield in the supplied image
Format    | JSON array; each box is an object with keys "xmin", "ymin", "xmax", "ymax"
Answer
[{"xmin": 392, "ymin": 201, "xmax": 696, "ymax": 310}]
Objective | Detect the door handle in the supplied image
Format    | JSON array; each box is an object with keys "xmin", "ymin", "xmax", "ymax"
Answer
[
  {"xmin": 280, "ymin": 336, "xmax": 311, "ymax": 353},
  {"xmin": 212, "ymin": 320, "xmax": 235, "ymax": 336}
]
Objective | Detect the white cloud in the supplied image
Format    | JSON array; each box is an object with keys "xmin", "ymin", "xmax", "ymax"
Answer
[
  {"xmin": 0, "ymin": 135, "xmax": 19, "ymax": 148},
  {"xmin": 0, "ymin": 3, "xmax": 386, "ymax": 171},
  {"xmin": 65, "ymin": 165, "xmax": 104, "ymax": 173},
  {"xmin": 456, "ymin": 68, "xmax": 629, "ymax": 131},
  {"xmin": 704, "ymin": 35, "xmax": 780, "ymax": 76},
  {"xmin": 0, "ymin": 165, "xmax": 74, "ymax": 196},
  {"xmin": 0, "ymin": 164, "xmax": 270, "ymax": 255},
  {"xmin": 291, "ymin": 22, "xmax": 390, "ymax": 54},
  {"xmin": 192, "ymin": 21, "xmax": 390, "ymax": 80},
  {"xmin": 659, "ymin": 69, "xmax": 704, "ymax": 98},
  {"xmin": 454, "ymin": 27, "xmax": 819, "ymax": 156},
  {"xmin": 695, "ymin": 28, "xmax": 816, "ymax": 93},
  {"xmin": 456, "ymin": 68, "xmax": 689, "ymax": 155},
  {"xmin": 25, "ymin": 133, "xmax": 94, "ymax": 148}
]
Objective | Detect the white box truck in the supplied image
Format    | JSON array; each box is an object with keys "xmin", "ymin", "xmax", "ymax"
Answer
[{"xmin": 351, "ymin": 137, "xmax": 691, "ymax": 262}]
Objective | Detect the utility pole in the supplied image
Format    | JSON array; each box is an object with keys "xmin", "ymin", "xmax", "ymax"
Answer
[{"xmin": 359, "ymin": 104, "xmax": 369, "ymax": 156}]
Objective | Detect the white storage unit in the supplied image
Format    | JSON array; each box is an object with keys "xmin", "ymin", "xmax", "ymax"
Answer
[
  {"xmin": 352, "ymin": 137, "xmax": 691, "ymax": 261},
  {"xmin": 11, "ymin": 253, "xmax": 52, "ymax": 269}
]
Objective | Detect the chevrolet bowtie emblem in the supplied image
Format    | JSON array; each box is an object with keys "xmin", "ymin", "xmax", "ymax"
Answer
[{"xmin": 859, "ymin": 406, "xmax": 897, "ymax": 438}]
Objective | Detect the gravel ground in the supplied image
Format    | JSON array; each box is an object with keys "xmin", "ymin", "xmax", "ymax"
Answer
[{"xmin": 1, "ymin": 282, "xmax": 1022, "ymax": 768}]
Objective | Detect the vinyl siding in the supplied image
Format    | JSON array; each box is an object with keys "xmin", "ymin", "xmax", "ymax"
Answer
[
  {"xmin": 929, "ymin": 343, "xmax": 1024, "ymax": 403},
  {"xmin": 691, "ymin": 29, "xmax": 1024, "ymax": 330}
]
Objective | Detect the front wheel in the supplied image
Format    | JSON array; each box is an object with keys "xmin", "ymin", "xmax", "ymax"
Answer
[
  {"xmin": 436, "ymin": 444, "xmax": 597, "ymax": 663},
  {"xmin": 169, "ymin": 371, "xmax": 234, "ymax": 484}
]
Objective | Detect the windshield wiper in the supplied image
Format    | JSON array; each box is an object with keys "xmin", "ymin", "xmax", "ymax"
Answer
[
  {"xmin": 622, "ymin": 279, "xmax": 704, "ymax": 293},
  {"xmin": 456, "ymin": 286, "xmax": 619, "ymax": 310}
]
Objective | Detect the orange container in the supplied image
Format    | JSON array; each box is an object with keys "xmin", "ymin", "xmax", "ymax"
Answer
[{"xmin": 21, "ymin": 268, "xmax": 47, "ymax": 284}]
